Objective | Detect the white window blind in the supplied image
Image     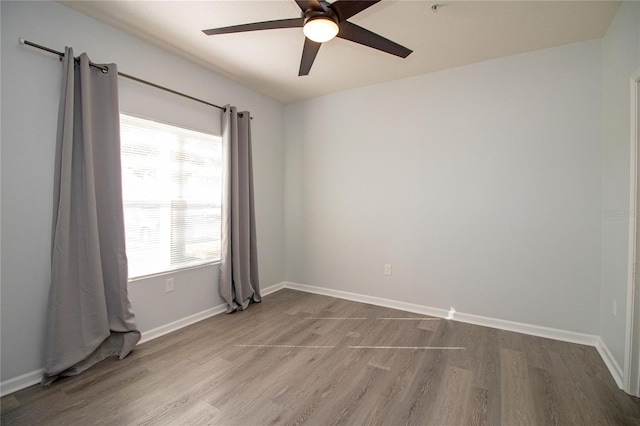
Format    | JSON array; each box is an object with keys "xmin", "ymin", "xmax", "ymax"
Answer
[{"xmin": 120, "ymin": 114, "xmax": 222, "ymax": 279}]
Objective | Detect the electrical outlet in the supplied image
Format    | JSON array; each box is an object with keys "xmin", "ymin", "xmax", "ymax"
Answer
[
  {"xmin": 612, "ymin": 299, "xmax": 617, "ymax": 317},
  {"xmin": 166, "ymin": 278, "xmax": 174, "ymax": 293},
  {"xmin": 384, "ymin": 264, "xmax": 392, "ymax": 276}
]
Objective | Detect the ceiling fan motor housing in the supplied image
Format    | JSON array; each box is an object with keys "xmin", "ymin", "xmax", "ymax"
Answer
[{"xmin": 302, "ymin": 9, "xmax": 339, "ymax": 27}]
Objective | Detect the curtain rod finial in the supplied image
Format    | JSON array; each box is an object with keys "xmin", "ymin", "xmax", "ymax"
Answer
[{"xmin": 19, "ymin": 38, "xmax": 26, "ymax": 45}]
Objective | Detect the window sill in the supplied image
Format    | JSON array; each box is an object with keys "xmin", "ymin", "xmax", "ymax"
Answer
[{"xmin": 128, "ymin": 260, "xmax": 221, "ymax": 283}]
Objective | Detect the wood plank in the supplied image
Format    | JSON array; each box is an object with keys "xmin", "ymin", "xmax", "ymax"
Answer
[
  {"xmin": 427, "ymin": 366, "xmax": 475, "ymax": 425},
  {"xmin": 500, "ymin": 348, "xmax": 537, "ymax": 425},
  {"xmin": 470, "ymin": 387, "xmax": 490, "ymax": 426}
]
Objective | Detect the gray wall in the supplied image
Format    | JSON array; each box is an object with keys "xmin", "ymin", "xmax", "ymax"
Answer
[
  {"xmin": 600, "ymin": 1, "xmax": 640, "ymax": 368},
  {"xmin": 284, "ymin": 39, "xmax": 604, "ymax": 335},
  {"xmin": 1, "ymin": 1, "xmax": 285, "ymax": 381}
]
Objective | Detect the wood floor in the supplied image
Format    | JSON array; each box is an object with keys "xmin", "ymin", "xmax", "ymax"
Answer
[{"xmin": 2, "ymin": 289, "xmax": 639, "ymax": 425}]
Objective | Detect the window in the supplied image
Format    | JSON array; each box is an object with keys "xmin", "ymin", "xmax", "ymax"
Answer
[{"xmin": 120, "ymin": 114, "xmax": 222, "ymax": 279}]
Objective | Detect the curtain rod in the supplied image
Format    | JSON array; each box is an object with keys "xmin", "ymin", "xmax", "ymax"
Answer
[{"xmin": 19, "ymin": 38, "xmax": 226, "ymax": 112}]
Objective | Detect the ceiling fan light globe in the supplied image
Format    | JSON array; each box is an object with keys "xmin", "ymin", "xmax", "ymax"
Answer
[{"xmin": 303, "ymin": 17, "xmax": 339, "ymax": 43}]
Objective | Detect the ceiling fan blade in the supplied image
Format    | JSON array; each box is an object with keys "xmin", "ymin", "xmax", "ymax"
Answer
[
  {"xmin": 203, "ymin": 18, "xmax": 303, "ymax": 35},
  {"xmin": 330, "ymin": 0, "xmax": 381, "ymax": 21},
  {"xmin": 299, "ymin": 38, "xmax": 322, "ymax": 76},
  {"xmin": 337, "ymin": 21, "xmax": 412, "ymax": 58},
  {"xmin": 295, "ymin": 0, "xmax": 323, "ymax": 12}
]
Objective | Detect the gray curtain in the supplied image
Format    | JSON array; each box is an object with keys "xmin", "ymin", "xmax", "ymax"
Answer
[
  {"xmin": 42, "ymin": 48, "xmax": 140, "ymax": 386},
  {"xmin": 219, "ymin": 105, "xmax": 261, "ymax": 313}
]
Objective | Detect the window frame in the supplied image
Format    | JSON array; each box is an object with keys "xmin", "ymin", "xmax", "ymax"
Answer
[{"xmin": 119, "ymin": 113, "xmax": 223, "ymax": 281}]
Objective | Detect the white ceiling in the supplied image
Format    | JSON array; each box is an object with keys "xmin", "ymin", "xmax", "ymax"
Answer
[{"xmin": 60, "ymin": 1, "xmax": 621, "ymax": 104}]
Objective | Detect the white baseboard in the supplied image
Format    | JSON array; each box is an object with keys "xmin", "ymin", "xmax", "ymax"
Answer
[
  {"xmin": 261, "ymin": 281, "xmax": 285, "ymax": 296},
  {"xmin": 284, "ymin": 282, "xmax": 621, "ymax": 383},
  {"xmin": 452, "ymin": 311, "xmax": 599, "ymax": 346},
  {"xmin": 0, "ymin": 304, "xmax": 230, "ymax": 397},
  {"xmin": 139, "ymin": 282, "xmax": 285, "ymax": 344},
  {"xmin": 1, "ymin": 369, "xmax": 43, "ymax": 397},
  {"xmin": 138, "ymin": 304, "xmax": 228, "ymax": 344},
  {"xmin": 140, "ymin": 282, "xmax": 285, "ymax": 344},
  {"xmin": 283, "ymin": 281, "xmax": 598, "ymax": 346},
  {"xmin": 596, "ymin": 337, "xmax": 624, "ymax": 388},
  {"xmin": 1, "ymin": 282, "xmax": 289, "ymax": 397},
  {"xmin": 0, "ymin": 281, "xmax": 619, "ymax": 396},
  {"xmin": 284, "ymin": 282, "xmax": 450, "ymax": 318},
  {"xmin": 282, "ymin": 281, "xmax": 627, "ymax": 384}
]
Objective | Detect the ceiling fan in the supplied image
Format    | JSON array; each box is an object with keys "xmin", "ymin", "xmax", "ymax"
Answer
[{"xmin": 202, "ymin": 0, "xmax": 412, "ymax": 76}]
